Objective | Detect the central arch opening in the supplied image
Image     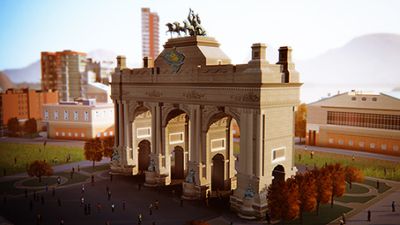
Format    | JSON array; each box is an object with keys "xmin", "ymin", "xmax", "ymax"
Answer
[
  {"xmin": 212, "ymin": 153, "xmax": 225, "ymax": 191},
  {"xmin": 272, "ymin": 165, "xmax": 285, "ymax": 183},
  {"xmin": 172, "ymin": 146, "xmax": 184, "ymax": 179},
  {"xmin": 138, "ymin": 139, "xmax": 151, "ymax": 173}
]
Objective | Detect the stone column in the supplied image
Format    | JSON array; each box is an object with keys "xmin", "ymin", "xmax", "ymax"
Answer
[{"xmin": 122, "ymin": 101, "xmax": 132, "ymax": 165}]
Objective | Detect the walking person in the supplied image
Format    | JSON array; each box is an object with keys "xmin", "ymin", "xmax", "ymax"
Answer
[
  {"xmin": 91, "ymin": 175, "xmax": 95, "ymax": 185},
  {"xmin": 265, "ymin": 211, "xmax": 271, "ymax": 224},
  {"xmin": 36, "ymin": 213, "xmax": 42, "ymax": 225},
  {"xmin": 367, "ymin": 210, "xmax": 371, "ymax": 221},
  {"xmin": 138, "ymin": 213, "xmax": 143, "ymax": 225},
  {"xmin": 154, "ymin": 200, "xmax": 159, "ymax": 210},
  {"xmin": 57, "ymin": 198, "xmax": 62, "ymax": 207},
  {"xmin": 376, "ymin": 180, "xmax": 380, "ymax": 190},
  {"xmin": 81, "ymin": 196, "xmax": 85, "ymax": 206},
  {"xmin": 111, "ymin": 203, "xmax": 115, "ymax": 212},
  {"xmin": 59, "ymin": 218, "xmax": 64, "ymax": 225},
  {"xmin": 342, "ymin": 213, "xmax": 346, "ymax": 224},
  {"xmin": 81, "ymin": 184, "xmax": 85, "ymax": 194},
  {"xmin": 392, "ymin": 201, "xmax": 396, "ymax": 212},
  {"xmin": 57, "ymin": 176, "xmax": 61, "ymax": 185},
  {"xmin": 107, "ymin": 191, "xmax": 112, "ymax": 200},
  {"xmin": 149, "ymin": 203, "xmax": 153, "ymax": 215}
]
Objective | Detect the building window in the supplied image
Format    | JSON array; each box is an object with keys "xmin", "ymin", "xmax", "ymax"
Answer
[
  {"xmin": 75, "ymin": 133, "xmax": 78, "ymax": 137},
  {"xmin": 110, "ymin": 131, "xmax": 113, "ymax": 136},
  {"xmin": 84, "ymin": 111, "xmax": 89, "ymax": 121},
  {"xmin": 359, "ymin": 142, "xmax": 365, "ymax": 148},
  {"xmin": 338, "ymin": 139, "xmax": 344, "ymax": 145},
  {"xmin": 272, "ymin": 147, "xmax": 286, "ymax": 163},
  {"xmin": 56, "ymin": 132, "xmax": 59, "ymax": 136},
  {"xmin": 54, "ymin": 111, "xmax": 59, "ymax": 120},
  {"xmin": 370, "ymin": 143, "xmax": 375, "ymax": 149},
  {"xmin": 328, "ymin": 138, "xmax": 334, "ymax": 144},
  {"xmin": 393, "ymin": 145, "xmax": 399, "ymax": 151},
  {"xmin": 104, "ymin": 132, "xmax": 108, "ymax": 136},
  {"xmin": 326, "ymin": 111, "xmax": 400, "ymax": 130},
  {"xmin": 169, "ymin": 132, "xmax": 184, "ymax": 145},
  {"xmin": 81, "ymin": 133, "xmax": 85, "ymax": 137},
  {"xmin": 68, "ymin": 132, "xmax": 72, "ymax": 137},
  {"xmin": 97, "ymin": 132, "xmax": 101, "ymax": 137},
  {"xmin": 362, "ymin": 97, "xmax": 367, "ymax": 101},
  {"xmin": 44, "ymin": 110, "xmax": 49, "ymax": 120},
  {"xmin": 62, "ymin": 132, "xmax": 65, "ymax": 136},
  {"xmin": 64, "ymin": 110, "xmax": 69, "ymax": 120},
  {"xmin": 73, "ymin": 111, "xmax": 78, "ymax": 120},
  {"xmin": 372, "ymin": 97, "xmax": 377, "ymax": 101},
  {"xmin": 211, "ymin": 138, "xmax": 226, "ymax": 152},
  {"xmin": 381, "ymin": 144, "xmax": 387, "ymax": 150},
  {"xmin": 351, "ymin": 97, "xmax": 356, "ymax": 101},
  {"xmin": 348, "ymin": 140, "xmax": 353, "ymax": 146},
  {"xmin": 137, "ymin": 127, "xmax": 151, "ymax": 138}
]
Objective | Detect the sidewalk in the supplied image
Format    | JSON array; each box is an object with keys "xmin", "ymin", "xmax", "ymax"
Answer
[
  {"xmin": 295, "ymin": 144, "xmax": 400, "ymax": 163},
  {"xmin": 0, "ymin": 158, "xmax": 110, "ymax": 182}
]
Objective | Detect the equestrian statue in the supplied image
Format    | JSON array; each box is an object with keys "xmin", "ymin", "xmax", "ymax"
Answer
[{"xmin": 166, "ymin": 8, "xmax": 207, "ymax": 37}]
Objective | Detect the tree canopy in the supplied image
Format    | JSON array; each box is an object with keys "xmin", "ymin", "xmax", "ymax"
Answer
[
  {"xmin": 7, "ymin": 117, "xmax": 20, "ymax": 136},
  {"xmin": 84, "ymin": 138, "xmax": 104, "ymax": 168},
  {"xmin": 27, "ymin": 160, "xmax": 53, "ymax": 183},
  {"xmin": 295, "ymin": 103, "xmax": 307, "ymax": 142}
]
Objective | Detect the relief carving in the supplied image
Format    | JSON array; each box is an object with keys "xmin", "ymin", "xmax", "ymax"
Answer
[
  {"xmin": 183, "ymin": 90, "xmax": 205, "ymax": 100},
  {"xmin": 145, "ymin": 90, "xmax": 163, "ymax": 98},
  {"xmin": 230, "ymin": 92, "xmax": 259, "ymax": 102}
]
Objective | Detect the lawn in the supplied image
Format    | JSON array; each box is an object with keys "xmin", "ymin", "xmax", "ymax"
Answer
[
  {"xmin": 335, "ymin": 195, "xmax": 375, "ymax": 203},
  {"xmin": 363, "ymin": 179, "xmax": 391, "ymax": 193},
  {"xmin": 285, "ymin": 204, "xmax": 352, "ymax": 225},
  {"xmin": 0, "ymin": 142, "xmax": 84, "ymax": 176},
  {"xmin": 345, "ymin": 183, "xmax": 369, "ymax": 194},
  {"xmin": 295, "ymin": 148, "xmax": 400, "ymax": 181},
  {"xmin": 80, "ymin": 163, "xmax": 110, "ymax": 173}
]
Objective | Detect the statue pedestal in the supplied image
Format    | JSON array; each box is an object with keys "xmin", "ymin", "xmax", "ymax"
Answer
[
  {"xmin": 144, "ymin": 171, "xmax": 158, "ymax": 187},
  {"xmin": 110, "ymin": 163, "xmax": 135, "ymax": 176},
  {"xmin": 182, "ymin": 182, "xmax": 203, "ymax": 200},
  {"xmin": 237, "ymin": 198, "xmax": 257, "ymax": 220}
]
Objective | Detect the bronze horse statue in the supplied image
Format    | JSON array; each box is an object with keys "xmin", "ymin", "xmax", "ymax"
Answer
[
  {"xmin": 166, "ymin": 22, "xmax": 186, "ymax": 37},
  {"xmin": 166, "ymin": 9, "xmax": 207, "ymax": 37}
]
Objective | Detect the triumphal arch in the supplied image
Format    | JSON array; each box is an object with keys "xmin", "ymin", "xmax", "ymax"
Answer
[{"xmin": 110, "ymin": 24, "xmax": 301, "ymax": 218}]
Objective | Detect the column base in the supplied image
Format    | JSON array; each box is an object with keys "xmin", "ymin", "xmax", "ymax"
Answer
[{"xmin": 181, "ymin": 182, "xmax": 208, "ymax": 200}]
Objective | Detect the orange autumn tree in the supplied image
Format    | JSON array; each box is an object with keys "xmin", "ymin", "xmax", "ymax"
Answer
[
  {"xmin": 102, "ymin": 136, "xmax": 115, "ymax": 159},
  {"xmin": 311, "ymin": 166, "xmax": 332, "ymax": 215},
  {"xmin": 84, "ymin": 138, "xmax": 103, "ymax": 168},
  {"xmin": 27, "ymin": 160, "xmax": 53, "ymax": 183},
  {"xmin": 268, "ymin": 178, "xmax": 300, "ymax": 224},
  {"xmin": 326, "ymin": 163, "xmax": 346, "ymax": 207},
  {"xmin": 345, "ymin": 166, "xmax": 364, "ymax": 189},
  {"xmin": 295, "ymin": 172, "xmax": 317, "ymax": 224},
  {"xmin": 295, "ymin": 103, "xmax": 307, "ymax": 143}
]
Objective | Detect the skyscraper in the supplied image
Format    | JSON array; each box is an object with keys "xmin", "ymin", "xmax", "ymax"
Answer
[{"xmin": 141, "ymin": 8, "xmax": 159, "ymax": 60}]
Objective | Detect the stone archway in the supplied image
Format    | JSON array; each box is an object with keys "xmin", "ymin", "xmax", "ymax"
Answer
[
  {"xmin": 138, "ymin": 140, "xmax": 151, "ymax": 173},
  {"xmin": 272, "ymin": 165, "xmax": 285, "ymax": 183},
  {"xmin": 172, "ymin": 146, "xmax": 184, "ymax": 179},
  {"xmin": 212, "ymin": 153, "xmax": 225, "ymax": 191}
]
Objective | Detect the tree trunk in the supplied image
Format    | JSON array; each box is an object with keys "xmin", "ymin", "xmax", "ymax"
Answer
[
  {"xmin": 350, "ymin": 181, "xmax": 352, "ymax": 189},
  {"xmin": 93, "ymin": 160, "xmax": 95, "ymax": 168},
  {"xmin": 331, "ymin": 194, "xmax": 334, "ymax": 208},
  {"xmin": 316, "ymin": 201, "xmax": 320, "ymax": 215}
]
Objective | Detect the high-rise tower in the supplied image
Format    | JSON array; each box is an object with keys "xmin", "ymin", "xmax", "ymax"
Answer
[{"xmin": 141, "ymin": 8, "xmax": 159, "ymax": 60}]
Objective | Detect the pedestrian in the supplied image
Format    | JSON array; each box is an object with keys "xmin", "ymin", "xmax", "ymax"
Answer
[
  {"xmin": 180, "ymin": 198, "xmax": 183, "ymax": 207},
  {"xmin": 25, "ymin": 189, "xmax": 28, "ymax": 198},
  {"xmin": 60, "ymin": 219, "xmax": 64, "ymax": 225},
  {"xmin": 14, "ymin": 156, "xmax": 17, "ymax": 164},
  {"xmin": 57, "ymin": 176, "xmax": 61, "ymax": 185},
  {"xmin": 91, "ymin": 175, "xmax": 95, "ymax": 185},
  {"xmin": 77, "ymin": 164, "xmax": 80, "ymax": 172},
  {"xmin": 376, "ymin": 180, "xmax": 380, "ymax": 190},
  {"xmin": 97, "ymin": 202, "xmax": 102, "ymax": 212},
  {"xmin": 29, "ymin": 200, "xmax": 33, "ymax": 211},
  {"xmin": 72, "ymin": 167, "xmax": 75, "ymax": 173},
  {"xmin": 110, "ymin": 173, "xmax": 113, "ymax": 182},
  {"xmin": 52, "ymin": 187, "xmax": 56, "ymax": 197},
  {"xmin": 339, "ymin": 219, "xmax": 344, "ymax": 225},
  {"xmin": 392, "ymin": 201, "xmax": 396, "ymax": 212},
  {"xmin": 81, "ymin": 197, "xmax": 85, "ymax": 206},
  {"xmin": 81, "ymin": 184, "xmax": 85, "ymax": 194},
  {"xmin": 41, "ymin": 195, "xmax": 45, "ymax": 205},
  {"xmin": 310, "ymin": 150, "xmax": 314, "ymax": 159},
  {"xmin": 149, "ymin": 203, "xmax": 153, "ymax": 215},
  {"xmin": 154, "ymin": 199, "xmax": 159, "ymax": 210},
  {"xmin": 108, "ymin": 191, "xmax": 112, "ymax": 200},
  {"xmin": 138, "ymin": 213, "xmax": 143, "ymax": 225},
  {"xmin": 36, "ymin": 213, "xmax": 42, "ymax": 225},
  {"xmin": 122, "ymin": 201, "xmax": 126, "ymax": 211},
  {"xmin": 106, "ymin": 185, "xmax": 110, "ymax": 193},
  {"xmin": 45, "ymin": 183, "xmax": 49, "ymax": 192},
  {"xmin": 305, "ymin": 145, "xmax": 308, "ymax": 151},
  {"xmin": 352, "ymin": 154, "xmax": 355, "ymax": 161},
  {"xmin": 367, "ymin": 210, "xmax": 371, "ymax": 221},
  {"xmin": 265, "ymin": 211, "xmax": 271, "ymax": 224},
  {"xmin": 206, "ymin": 191, "xmax": 210, "ymax": 207},
  {"xmin": 342, "ymin": 213, "xmax": 346, "ymax": 224},
  {"xmin": 57, "ymin": 198, "xmax": 62, "ymax": 207},
  {"xmin": 84, "ymin": 204, "xmax": 88, "ymax": 215},
  {"xmin": 111, "ymin": 203, "xmax": 115, "ymax": 212}
]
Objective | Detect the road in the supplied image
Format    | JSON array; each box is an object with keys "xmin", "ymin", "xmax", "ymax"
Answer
[{"xmin": 295, "ymin": 144, "xmax": 400, "ymax": 163}]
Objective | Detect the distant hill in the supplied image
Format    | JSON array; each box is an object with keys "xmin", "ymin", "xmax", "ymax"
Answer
[
  {"xmin": 297, "ymin": 33, "xmax": 400, "ymax": 86},
  {"xmin": 0, "ymin": 72, "xmax": 15, "ymax": 91},
  {"xmin": 2, "ymin": 60, "xmax": 41, "ymax": 84}
]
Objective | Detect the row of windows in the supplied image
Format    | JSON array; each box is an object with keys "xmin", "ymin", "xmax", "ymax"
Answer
[
  {"xmin": 45, "ymin": 110, "xmax": 89, "ymax": 121},
  {"xmin": 55, "ymin": 131, "xmax": 113, "ymax": 138},
  {"xmin": 351, "ymin": 96, "xmax": 378, "ymax": 101},
  {"xmin": 327, "ymin": 111, "xmax": 400, "ymax": 130},
  {"xmin": 328, "ymin": 138, "xmax": 399, "ymax": 151}
]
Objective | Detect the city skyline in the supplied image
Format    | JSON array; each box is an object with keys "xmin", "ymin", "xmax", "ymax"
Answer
[{"xmin": 1, "ymin": 0, "xmax": 399, "ymax": 70}]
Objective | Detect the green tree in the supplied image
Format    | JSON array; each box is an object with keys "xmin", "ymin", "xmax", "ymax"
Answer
[
  {"xmin": 24, "ymin": 118, "xmax": 37, "ymax": 134},
  {"xmin": 27, "ymin": 160, "xmax": 53, "ymax": 183},
  {"xmin": 84, "ymin": 138, "xmax": 103, "ymax": 168},
  {"xmin": 7, "ymin": 117, "xmax": 20, "ymax": 136}
]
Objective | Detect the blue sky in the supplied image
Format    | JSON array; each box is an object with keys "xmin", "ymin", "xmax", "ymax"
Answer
[{"xmin": 0, "ymin": 0, "xmax": 399, "ymax": 69}]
